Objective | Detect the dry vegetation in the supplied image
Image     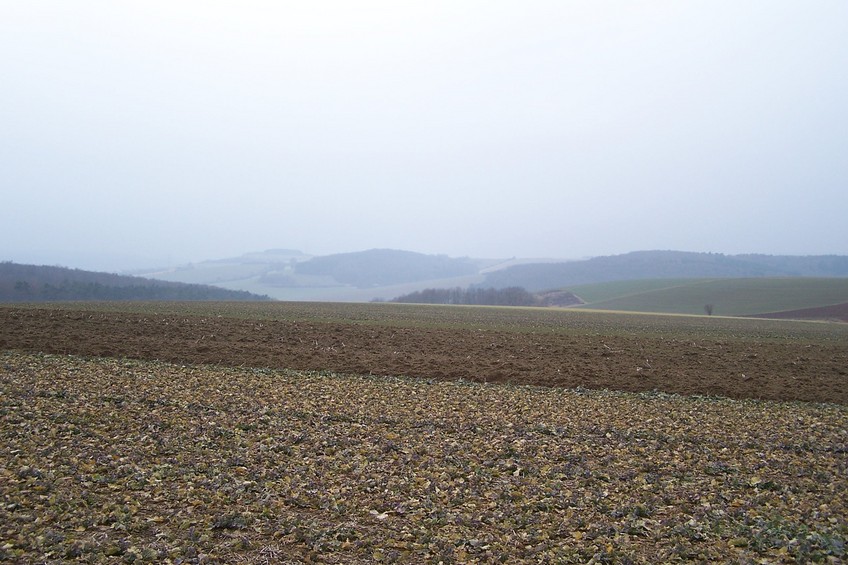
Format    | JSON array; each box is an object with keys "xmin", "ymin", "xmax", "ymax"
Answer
[{"xmin": 2, "ymin": 352, "xmax": 846, "ymax": 563}]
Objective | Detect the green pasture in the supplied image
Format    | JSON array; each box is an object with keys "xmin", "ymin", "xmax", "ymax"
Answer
[
  {"xmin": 568, "ymin": 279, "xmax": 700, "ymax": 304},
  {"xmin": 569, "ymin": 277, "xmax": 848, "ymax": 316}
]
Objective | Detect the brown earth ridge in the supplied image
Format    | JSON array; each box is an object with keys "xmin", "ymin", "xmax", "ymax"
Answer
[{"xmin": 1, "ymin": 303, "xmax": 846, "ymax": 404}]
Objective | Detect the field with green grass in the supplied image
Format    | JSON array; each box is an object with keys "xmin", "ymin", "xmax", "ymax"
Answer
[{"xmin": 568, "ymin": 278, "xmax": 848, "ymax": 317}]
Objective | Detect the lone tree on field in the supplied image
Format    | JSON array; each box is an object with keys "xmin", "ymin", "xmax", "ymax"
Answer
[{"xmin": 704, "ymin": 304, "xmax": 714, "ymax": 316}]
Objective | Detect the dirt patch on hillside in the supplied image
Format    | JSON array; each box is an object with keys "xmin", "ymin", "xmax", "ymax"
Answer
[
  {"xmin": 748, "ymin": 302, "xmax": 848, "ymax": 323},
  {"xmin": 1, "ymin": 306, "xmax": 846, "ymax": 404}
]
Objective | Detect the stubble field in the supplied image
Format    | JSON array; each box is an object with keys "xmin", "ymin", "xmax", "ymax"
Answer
[{"xmin": 1, "ymin": 302, "xmax": 846, "ymax": 563}]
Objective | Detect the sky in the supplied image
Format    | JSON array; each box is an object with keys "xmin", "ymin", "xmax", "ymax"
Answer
[{"xmin": 2, "ymin": 1, "xmax": 847, "ymax": 272}]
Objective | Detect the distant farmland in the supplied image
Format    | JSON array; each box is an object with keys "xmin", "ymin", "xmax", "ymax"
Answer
[{"xmin": 568, "ymin": 277, "xmax": 848, "ymax": 318}]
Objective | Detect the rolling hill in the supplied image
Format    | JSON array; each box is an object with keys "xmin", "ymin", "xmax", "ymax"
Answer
[
  {"xmin": 567, "ymin": 277, "xmax": 848, "ymax": 319},
  {"xmin": 131, "ymin": 248, "xmax": 848, "ymax": 310},
  {"xmin": 293, "ymin": 249, "xmax": 479, "ymax": 287},
  {"xmin": 478, "ymin": 251, "xmax": 848, "ymax": 291}
]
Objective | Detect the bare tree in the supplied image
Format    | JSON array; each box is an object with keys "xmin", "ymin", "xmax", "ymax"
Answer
[{"xmin": 704, "ymin": 304, "xmax": 714, "ymax": 316}]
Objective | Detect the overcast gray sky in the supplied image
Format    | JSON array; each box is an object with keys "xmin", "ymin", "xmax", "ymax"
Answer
[{"xmin": 2, "ymin": 1, "xmax": 847, "ymax": 271}]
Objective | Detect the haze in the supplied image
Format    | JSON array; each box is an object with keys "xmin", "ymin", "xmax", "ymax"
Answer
[{"xmin": 2, "ymin": 1, "xmax": 847, "ymax": 272}]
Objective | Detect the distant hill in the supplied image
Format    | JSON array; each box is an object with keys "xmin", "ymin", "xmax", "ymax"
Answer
[
  {"xmin": 0, "ymin": 262, "xmax": 271, "ymax": 302},
  {"xmin": 479, "ymin": 251, "xmax": 848, "ymax": 291},
  {"xmin": 137, "ymin": 249, "xmax": 312, "ymax": 286},
  {"xmin": 294, "ymin": 249, "xmax": 480, "ymax": 287},
  {"xmin": 137, "ymin": 248, "xmax": 497, "ymax": 301}
]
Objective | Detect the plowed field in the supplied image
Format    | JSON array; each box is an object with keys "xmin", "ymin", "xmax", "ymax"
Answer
[
  {"xmin": 1, "ymin": 302, "xmax": 846, "ymax": 404},
  {"xmin": 2, "ymin": 302, "xmax": 847, "ymax": 563}
]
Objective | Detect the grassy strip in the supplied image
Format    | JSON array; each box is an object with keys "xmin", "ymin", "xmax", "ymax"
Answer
[
  {"xmin": 2, "ymin": 352, "xmax": 846, "ymax": 563},
  {"xmin": 571, "ymin": 278, "xmax": 848, "ymax": 316}
]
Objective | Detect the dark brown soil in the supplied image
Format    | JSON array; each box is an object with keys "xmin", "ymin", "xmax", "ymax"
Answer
[
  {"xmin": 750, "ymin": 301, "xmax": 848, "ymax": 323},
  {"xmin": 1, "ymin": 304, "xmax": 846, "ymax": 404}
]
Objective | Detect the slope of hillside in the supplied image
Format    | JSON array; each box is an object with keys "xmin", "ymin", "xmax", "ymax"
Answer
[
  {"xmin": 566, "ymin": 279, "xmax": 698, "ymax": 304},
  {"xmin": 480, "ymin": 251, "xmax": 848, "ymax": 291},
  {"xmin": 570, "ymin": 277, "xmax": 848, "ymax": 317},
  {"xmin": 0, "ymin": 262, "xmax": 270, "ymax": 302}
]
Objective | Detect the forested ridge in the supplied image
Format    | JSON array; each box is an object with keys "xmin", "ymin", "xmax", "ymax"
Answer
[{"xmin": 0, "ymin": 262, "xmax": 269, "ymax": 302}]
